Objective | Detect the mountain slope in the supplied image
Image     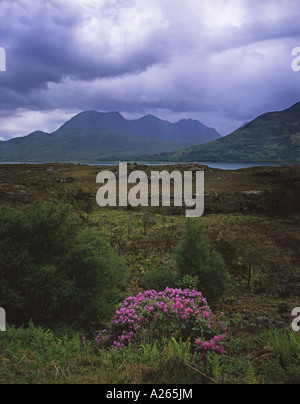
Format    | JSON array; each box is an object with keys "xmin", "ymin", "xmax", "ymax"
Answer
[
  {"xmin": 128, "ymin": 114, "xmax": 220, "ymax": 144},
  {"xmin": 151, "ymin": 102, "xmax": 300, "ymax": 163},
  {"xmin": 0, "ymin": 111, "xmax": 220, "ymax": 162}
]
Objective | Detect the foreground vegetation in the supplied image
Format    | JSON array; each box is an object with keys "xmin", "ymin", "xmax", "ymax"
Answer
[
  {"xmin": 0, "ymin": 163, "xmax": 299, "ymax": 384},
  {"xmin": 1, "ymin": 323, "xmax": 299, "ymax": 384}
]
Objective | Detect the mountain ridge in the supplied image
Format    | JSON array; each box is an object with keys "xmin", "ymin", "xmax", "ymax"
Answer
[
  {"xmin": 0, "ymin": 111, "xmax": 221, "ymax": 162},
  {"xmin": 147, "ymin": 102, "xmax": 300, "ymax": 163}
]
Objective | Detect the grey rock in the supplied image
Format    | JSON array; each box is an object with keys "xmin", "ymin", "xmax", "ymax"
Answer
[{"xmin": 256, "ymin": 316, "xmax": 270, "ymax": 326}]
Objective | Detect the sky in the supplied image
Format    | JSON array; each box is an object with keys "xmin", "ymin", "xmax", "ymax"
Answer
[{"xmin": 0, "ymin": 0, "xmax": 300, "ymax": 141}]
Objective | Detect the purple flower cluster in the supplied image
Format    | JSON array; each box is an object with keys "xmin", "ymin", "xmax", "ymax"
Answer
[
  {"xmin": 196, "ymin": 335, "xmax": 227, "ymax": 356},
  {"xmin": 94, "ymin": 288, "xmax": 229, "ymax": 357}
]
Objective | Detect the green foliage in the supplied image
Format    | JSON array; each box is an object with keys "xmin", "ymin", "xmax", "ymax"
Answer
[
  {"xmin": 176, "ymin": 275, "xmax": 200, "ymax": 291},
  {"xmin": 142, "ymin": 266, "xmax": 178, "ymax": 291},
  {"xmin": 140, "ymin": 341, "xmax": 161, "ymax": 365},
  {"xmin": 206, "ymin": 353, "xmax": 222, "ymax": 383},
  {"xmin": 0, "ymin": 322, "xmax": 88, "ymax": 365},
  {"xmin": 174, "ymin": 220, "xmax": 230, "ymax": 302},
  {"xmin": 1, "ymin": 323, "xmax": 300, "ymax": 384},
  {"xmin": 0, "ymin": 201, "xmax": 127, "ymax": 329},
  {"xmin": 165, "ymin": 338, "xmax": 193, "ymax": 363},
  {"xmin": 246, "ymin": 361, "xmax": 258, "ymax": 385},
  {"xmin": 0, "ymin": 163, "xmax": 299, "ymax": 385},
  {"xmin": 140, "ymin": 208, "xmax": 155, "ymax": 236},
  {"xmin": 214, "ymin": 239, "xmax": 238, "ymax": 270},
  {"xmin": 267, "ymin": 330, "xmax": 300, "ymax": 369},
  {"xmin": 277, "ymin": 302, "xmax": 290, "ymax": 315},
  {"xmin": 59, "ymin": 189, "xmax": 93, "ymax": 216}
]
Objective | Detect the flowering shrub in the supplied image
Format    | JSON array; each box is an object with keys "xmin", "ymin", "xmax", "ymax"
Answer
[{"xmin": 94, "ymin": 288, "xmax": 229, "ymax": 359}]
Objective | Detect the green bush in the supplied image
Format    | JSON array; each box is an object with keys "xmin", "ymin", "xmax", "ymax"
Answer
[
  {"xmin": 142, "ymin": 266, "xmax": 178, "ymax": 291},
  {"xmin": 95, "ymin": 288, "xmax": 229, "ymax": 359},
  {"xmin": 174, "ymin": 220, "xmax": 230, "ymax": 302},
  {"xmin": 176, "ymin": 275, "xmax": 200, "ymax": 291},
  {"xmin": 0, "ymin": 201, "xmax": 127, "ymax": 329}
]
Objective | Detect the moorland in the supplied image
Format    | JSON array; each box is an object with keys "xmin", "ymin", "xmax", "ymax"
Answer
[{"xmin": 0, "ymin": 163, "xmax": 299, "ymax": 384}]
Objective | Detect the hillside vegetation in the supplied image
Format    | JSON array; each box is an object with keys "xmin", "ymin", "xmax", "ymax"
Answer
[{"xmin": 0, "ymin": 163, "xmax": 299, "ymax": 384}]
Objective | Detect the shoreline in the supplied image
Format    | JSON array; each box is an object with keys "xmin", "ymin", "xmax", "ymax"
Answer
[{"xmin": 0, "ymin": 161, "xmax": 299, "ymax": 171}]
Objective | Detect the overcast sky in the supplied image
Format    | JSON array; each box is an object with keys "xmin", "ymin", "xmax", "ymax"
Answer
[{"xmin": 0, "ymin": 0, "xmax": 300, "ymax": 141}]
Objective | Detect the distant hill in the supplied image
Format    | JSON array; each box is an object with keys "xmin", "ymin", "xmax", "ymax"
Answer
[
  {"xmin": 149, "ymin": 102, "xmax": 300, "ymax": 163},
  {"xmin": 0, "ymin": 111, "xmax": 220, "ymax": 162}
]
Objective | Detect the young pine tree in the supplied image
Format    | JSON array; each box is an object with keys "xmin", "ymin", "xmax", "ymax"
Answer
[
  {"xmin": 0, "ymin": 202, "xmax": 127, "ymax": 329},
  {"xmin": 174, "ymin": 220, "xmax": 230, "ymax": 303}
]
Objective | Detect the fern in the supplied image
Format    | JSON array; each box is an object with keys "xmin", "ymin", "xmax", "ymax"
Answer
[
  {"xmin": 246, "ymin": 361, "xmax": 257, "ymax": 385},
  {"xmin": 267, "ymin": 330, "xmax": 300, "ymax": 369},
  {"xmin": 140, "ymin": 341, "xmax": 160, "ymax": 365},
  {"xmin": 211, "ymin": 355, "xmax": 222, "ymax": 383},
  {"xmin": 165, "ymin": 338, "xmax": 192, "ymax": 363}
]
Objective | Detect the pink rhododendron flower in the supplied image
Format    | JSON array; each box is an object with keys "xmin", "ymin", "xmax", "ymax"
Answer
[{"xmin": 92, "ymin": 288, "xmax": 229, "ymax": 359}]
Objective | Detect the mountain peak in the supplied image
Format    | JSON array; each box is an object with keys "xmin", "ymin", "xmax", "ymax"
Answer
[
  {"xmin": 177, "ymin": 118, "xmax": 204, "ymax": 126},
  {"xmin": 27, "ymin": 130, "xmax": 49, "ymax": 138},
  {"xmin": 178, "ymin": 118, "xmax": 197, "ymax": 123},
  {"xmin": 139, "ymin": 114, "xmax": 163, "ymax": 122},
  {"xmin": 0, "ymin": 110, "xmax": 221, "ymax": 162},
  {"xmin": 156, "ymin": 101, "xmax": 300, "ymax": 163},
  {"xmin": 73, "ymin": 110, "xmax": 125, "ymax": 120}
]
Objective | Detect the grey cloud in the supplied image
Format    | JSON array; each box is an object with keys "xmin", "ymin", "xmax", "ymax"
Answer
[
  {"xmin": 0, "ymin": 0, "xmax": 300, "ymax": 139},
  {"xmin": 0, "ymin": 0, "xmax": 170, "ymax": 96}
]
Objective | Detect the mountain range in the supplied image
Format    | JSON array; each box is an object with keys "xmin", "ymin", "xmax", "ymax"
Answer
[
  {"xmin": 0, "ymin": 102, "xmax": 299, "ymax": 163},
  {"xmin": 0, "ymin": 112, "xmax": 220, "ymax": 162},
  {"xmin": 152, "ymin": 102, "xmax": 300, "ymax": 163}
]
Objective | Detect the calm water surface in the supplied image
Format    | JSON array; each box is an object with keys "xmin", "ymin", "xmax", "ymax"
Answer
[{"xmin": 0, "ymin": 161, "xmax": 299, "ymax": 170}]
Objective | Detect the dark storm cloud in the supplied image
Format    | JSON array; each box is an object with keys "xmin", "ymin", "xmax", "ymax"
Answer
[
  {"xmin": 0, "ymin": 0, "xmax": 300, "ymax": 139},
  {"xmin": 0, "ymin": 0, "xmax": 170, "ymax": 95}
]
